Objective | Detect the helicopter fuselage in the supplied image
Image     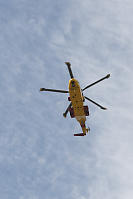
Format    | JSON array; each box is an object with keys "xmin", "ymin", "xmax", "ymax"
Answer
[{"xmin": 69, "ymin": 78, "xmax": 89, "ymax": 135}]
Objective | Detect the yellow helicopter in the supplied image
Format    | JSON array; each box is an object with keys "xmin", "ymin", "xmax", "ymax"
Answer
[{"xmin": 40, "ymin": 62, "xmax": 110, "ymax": 136}]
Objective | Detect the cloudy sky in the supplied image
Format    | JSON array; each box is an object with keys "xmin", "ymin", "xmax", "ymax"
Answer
[{"xmin": 0, "ymin": 0, "xmax": 133, "ymax": 198}]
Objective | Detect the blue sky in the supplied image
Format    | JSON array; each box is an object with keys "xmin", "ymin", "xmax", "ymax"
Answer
[{"xmin": 0, "ymin": 0, "xmax": 133, "ymax": 198}]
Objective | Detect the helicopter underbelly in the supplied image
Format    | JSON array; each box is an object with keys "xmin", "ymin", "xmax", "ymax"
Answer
[{"xmin": 69, "ymin": 79, "xmax": 86, "ymax": 122}]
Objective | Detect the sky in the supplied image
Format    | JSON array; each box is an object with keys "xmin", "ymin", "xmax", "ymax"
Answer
[{"xmin": 0, "ymin": 0, "xmax": 133, "ymax": 198}]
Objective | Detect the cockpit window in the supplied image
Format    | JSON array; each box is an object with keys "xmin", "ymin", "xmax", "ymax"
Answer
[{"xmin": 71, "ymin": 81, "xmax": 75, "ymax": 87}]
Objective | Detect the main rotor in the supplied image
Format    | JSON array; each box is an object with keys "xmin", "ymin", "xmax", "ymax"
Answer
[{"xmin": 40, "ymin": 62, "xmax": 110, "ymax": 117}]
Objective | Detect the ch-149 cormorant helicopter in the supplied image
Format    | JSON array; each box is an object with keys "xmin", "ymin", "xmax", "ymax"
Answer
[{"xmin": 40, "ymin": 62, "xmax": 110, "ymax": 136}]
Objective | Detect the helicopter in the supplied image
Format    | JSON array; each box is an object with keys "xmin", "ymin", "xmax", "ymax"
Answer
[{"xmin": 40, "ymin": 62, "xmax": 110, "ymax": 136}]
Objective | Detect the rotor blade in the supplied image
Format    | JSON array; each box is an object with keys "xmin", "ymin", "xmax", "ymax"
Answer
[
  {"xmin": 40, "ymin": 88, "xmax": 69, "ymax": 93},
  {"xmin": 63, "ymin": 102, "xmax": 72, "ymax": 118},
  {"xmin": 65, "ymin": 62, "xmax": 74, "ymax": 78},
  {"xmin": 84, "ymin": 96, "xmax": 107, "ymax": 110},
  {"xmin": 82, "ymin": 74, "xmax": 110, "ymax": 91}
]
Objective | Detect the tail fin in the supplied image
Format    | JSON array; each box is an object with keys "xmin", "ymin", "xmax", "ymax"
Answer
[{"xmin": 74, "ymin": 133, "xmax": 86, "ymax": 136}]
